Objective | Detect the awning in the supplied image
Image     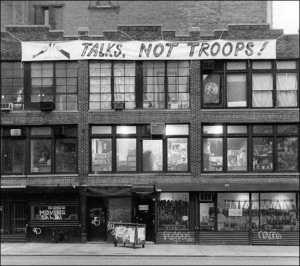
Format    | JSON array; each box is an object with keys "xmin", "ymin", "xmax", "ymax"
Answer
[
  {"xmin": 84, "ymin": 185, "xmax": 155, "ymax": 197},
  {"xmin": 84, "ymin": 186, "xmax": 132, "ymax": 197},
  {"xmin": 155, "ymin": 183, "xmax": 298, "ymax": 192},
  {"xmin": 131, "ymin": 185, "xmax": 155, "ymax": 197}
]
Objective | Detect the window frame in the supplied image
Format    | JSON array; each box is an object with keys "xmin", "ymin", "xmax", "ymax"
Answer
[
  {"xmin": 90, "ymin": 124, "xmax": 190, "ymax": 173},
  {"xmin": 88, "ymin": 61, "xmax": 191, "ymax": 110},
  {"xmin": 24, "ymin": 61, "xmax": 78, "ymax": 111},
  {"xmin": 1, "ymin": 126, "xmax": 78, "ymax": 175},
  {"xmin": 202, "ymin": 124, "xmax": 299, "ymax": 173},
  {"xmin": 201, "ymin": 59, "xmax": 299, "ymax": 109}
]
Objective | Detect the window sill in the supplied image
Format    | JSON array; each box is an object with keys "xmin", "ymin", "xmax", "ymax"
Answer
[{"xmin": 88, "ymin": 5, "xmax": 119, "ymax": 10}]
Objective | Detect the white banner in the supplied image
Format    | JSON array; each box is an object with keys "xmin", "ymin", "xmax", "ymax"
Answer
[{"xmin": 22, "ymin": 39, "xmax": 276, "ymax": 61}]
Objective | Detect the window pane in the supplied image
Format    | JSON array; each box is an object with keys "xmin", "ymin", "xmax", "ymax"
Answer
[
  {"xmin": 253, "ymin": 137, "xmax": 273, "ymax": 171},
  {"xmin": 259, "ymin": 193, "xmax": 298, "ymax": 231},
  {"xmin": 277, "ymin": 137, "xmax": 298, "ymax": 171},
  {"xmin": 217, "ymin": 193, "xmax": 250, "ymax": 231},
  {"xmin": 91, "ymin": 139, "xmax": 112, "ymax": 172},
  {"xmin": 227, "ymin": 138, "xmax": 247, "ymax": 171},
  {"xmin": 253, "ymin": 125, "xmax": 273, "ymax": 134},
  {"xmin": 167, "ymin": 138, "xmax": 188, "ymax": 171},
  {"xmin": 203, "ymin": 138, "xmax": 223, "ymax": 171},
  {"xmin": 30, "ymin": 139, "xmax": 52, "ymax": 173},
  {"xmin": 91, "ymin": 126, "xmax": 112, "ymax": 134},
  {"xmin": 117, "ymin": 139, "xmax": 136, "ymax": 171},
  {"xmin": 55, "ymin": 139, "xmax": 77, "ymax": 173},
  {"xmin": 116, "ymin": 126, "xmax": 136, "ymax": 134},
  {"xmin": 276, "ymin": 73, "xmax": 298, "ymax": 107},
  {"xmin": 31, "ymin": 205, "xmax": 78, "ymax": 221},
  {"xmin": 252, "ymin": 61, "xmax": 272, "ymax": 69},
  {"xmin": 143, "ymin": 140, "xmax": 163, "ymax": 171},
  {"xmin": 166, "ymin": 124, "xmax": 189, "ymax": 135},
  {"xmin": 200, "ymin": 201, "xmax": 216, "ymax": 231},
  {"xmin": 277, "ymin": 125, "xmax": 299, "ymax": 134},
  {"xmin": 227, "ymin": 74, "xmax": 246, "ymax": 107},
  {"xmin": 227, "ymin": 125, "xmax": 247, "ymax": 134},
  {"xmin": 276, "ymin": 61, "xmax": 296, "ymax": 69},
  {"xmin": 2, "ymin": 139, "xmax": 26, "ymax": 173},
  {"xmin": 252, "ymin": 74, "xmax": 273, "ymax": 107},
  {"xmin": 203, "ymin": 125, "xmax": 223, "ymax": 134},
  {"xmin": 227, "ymin": 62, "xmax": 246, "ymax": 70},
  {"xmin": 31, "ymin": 127, "xmax": 51, "ymax": 135},
  {"xmin": 158, "ymin": 193, "xmax": 189, "ymax": 230},
  {"xmin": 203, "ymin": 74, "xmax": 222, "ymax": 105}
]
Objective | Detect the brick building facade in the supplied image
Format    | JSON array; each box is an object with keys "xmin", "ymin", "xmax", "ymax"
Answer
[{"xmin": 1, "ymin": 1, "xmax": 299, "ymax": 245}]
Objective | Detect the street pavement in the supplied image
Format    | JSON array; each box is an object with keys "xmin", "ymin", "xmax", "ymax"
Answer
[{"xmin": 1, "ymin": 242, "xmax": 299, "ymax": 257}]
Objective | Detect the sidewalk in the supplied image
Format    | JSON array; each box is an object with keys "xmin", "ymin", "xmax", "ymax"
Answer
[{"xmin": 1, "ymin": 242, "xmax": 299, "ymax": 257}]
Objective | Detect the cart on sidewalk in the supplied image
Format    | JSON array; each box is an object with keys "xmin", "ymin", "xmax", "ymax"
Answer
[{"xmin": 113, "ymin": 222, "xmax": 146, "ymax": 248}]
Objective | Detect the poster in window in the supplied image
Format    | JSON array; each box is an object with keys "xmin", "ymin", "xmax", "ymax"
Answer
[{"xmin": 203, "ymin": 75, "xmax": 220, "ymax": 104}]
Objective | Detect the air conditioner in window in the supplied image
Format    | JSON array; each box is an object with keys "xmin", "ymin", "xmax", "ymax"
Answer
[
  {"xmin": 202, "ymin": 61, "xmax": 215, "ymax": 74},
  {"xmin": 54, "ymin": 126, "xmax": 65, "ymax": 136},
  {"xmin": 1, "ymin": 103, "xmax": 13, "ymax": 111},
  {"xmin": 114, "ymin": 102, "xmax": 125, "ymax": 110},
  {"xmin": 40, "ymin": 101, "xmax": 55, "ymax": 111},
  {"xmin": 150, "ymin": 123, "xmax": 165, "ymax": 135}
]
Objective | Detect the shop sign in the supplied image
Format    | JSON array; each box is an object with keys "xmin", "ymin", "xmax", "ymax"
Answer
[
  {"xmin": 228, "ymin": 208, "xmax": 243, "ymax": 216},
  {"xmin": 10, "ymin": 129, "xmax": 21, "ymax": 136},
  {"xmin": 138, "ymin": 205, "xmax": 149, "ymax": 211},
  {"xmin": 22, "ymin": 39, "xmax": 276, "ymax": 61}
]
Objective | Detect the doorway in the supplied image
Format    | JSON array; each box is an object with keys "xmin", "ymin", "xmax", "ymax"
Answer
[
  {"xmin": 86, "ymin": 197, "xmax": 106, "ymax": 241},
  {"xmin": 134, "ymin": 196, "xmax": 155, "ymax": 242}
]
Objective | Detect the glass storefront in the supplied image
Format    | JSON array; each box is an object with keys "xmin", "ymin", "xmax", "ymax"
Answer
[{"xmin": 158, "ymin": 193, "xmax": 189, "ymax": 230}]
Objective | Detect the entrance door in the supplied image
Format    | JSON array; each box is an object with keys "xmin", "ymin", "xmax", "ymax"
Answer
[
  {"xmin": 134, "ymin": 196, "xmax": 155, "ymax": 242},
  {"xmin": 87, "ymin": 198, "xmax": 106, "ymax": 241},
  {"xmin": 1, "ymin": 201, "xmax": 26, "ymax": 234}
]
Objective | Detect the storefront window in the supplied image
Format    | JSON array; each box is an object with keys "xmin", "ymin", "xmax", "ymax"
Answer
[
  {"xmin": 227, "ymin": 138, "xmax": 247, "ymax": 171},
  {"xmin": 217, "ymin": 193, "xmax": 250, "ymax": 231},
  {"xmin": 199, "ymin": 193, "xmax": 216, "ymax": 231},
  {"xmin": 31, "ymin": 205, "xmax": 78, "ymax": 221},
  {"xmin": 203, "ymin": 138, "xmax": 223, "ymax": 171},
  {"xmin": 30, "ymin": 139, "xmax": 52, "ymax": 173},
  {"xmin": 2, "ymin": 139, "xmax": 26, "ymax": 173},
  {"xmin": 167, "ymin": 138, "xmax": 188, "ymax": 171},
  {"xmin": 259, "ymin": 193, "xmax": 299, "ymax": 231},
  {"xmin": 116, "ymin": 138, "xmax": 136, "ymax": 171},
  {"xmin": 143, "ymin": 140, "xmax": 163, "ymax": 171},
  {"xmin": 55, "ymin": 139, "xmax": 77, "ymax": 173},
  {"xmin": 158, "ymin": 193, "xmax": 189, "ymax": 230},
  {"xmin": 252, "ymin": 137, "xmax": 273, "ymax": 171},
  {"xmin": 91, "ymin": 139, "xmax": 112, "ymax": 172}
]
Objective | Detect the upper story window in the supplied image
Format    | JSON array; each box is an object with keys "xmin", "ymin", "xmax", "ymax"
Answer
[
  {"xmin": 27, "ymin": 62, "xmax": 78, "ymax": 111},
  {"xmin": 201, "ymin": 60, "xmax": 298, "ymax": 108},
  {"xmin": 90, "ymin": 124, "xmax": 189, "ymax": 173},
  {"xmin": 202, "ymin": 124, "xmax": 299, "ymax": 173},
  {"xmin": 89, "ymin": 61, "xmax": 190, "ymax": 110},
  {"xmin": 1, "ymin": 62, "xmax": 24, "ymax": 111},
  {"xmin": 34, "ymin": 5, "xmax": 63, "ymax": 30},
  {"xmin": 1, "ymin": 126, "xmax": 78, "ymax": 175}
]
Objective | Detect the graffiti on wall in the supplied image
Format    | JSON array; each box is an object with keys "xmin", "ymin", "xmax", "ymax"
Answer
[
  {"xmin": 162, "ymin": 231, "xmax": 194, "ymax": 242},
  {"xmin": 32, "ymin": 227, "xmax": 42, "ymax": 235},
  {"xmin": 89, "ymin": 208, "xmax": 105, "ymax": 226},
  {"xmin": 258, "ymin": 231, "xmax": 282, "ymax": 240}
]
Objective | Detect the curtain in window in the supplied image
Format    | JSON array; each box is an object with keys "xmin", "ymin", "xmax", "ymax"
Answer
[
  {"xmin": 252, "ymin": 74, "xmax": 273, "ymax": 107},
  {"xmin": 276, "ymin": 73, "xmax": 297, "ymax": 107},
  {"xmin": 114, "ymin": 63, "xmax": 135, "ymax": 109}
]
